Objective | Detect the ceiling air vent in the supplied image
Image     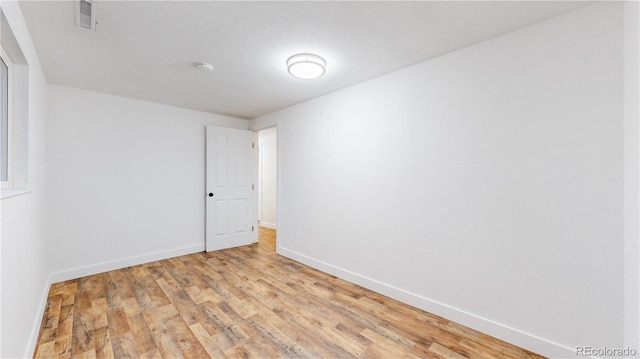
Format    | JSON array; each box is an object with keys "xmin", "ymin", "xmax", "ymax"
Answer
[{"xmin": 75, "ymin": 0, "xmax": 96, "ymax": 31}]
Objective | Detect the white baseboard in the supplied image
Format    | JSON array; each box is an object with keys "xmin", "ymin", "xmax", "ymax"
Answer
[
  {"xmin": 23, "ymin": 277, "xmax": 53, "ymax": 359},
  {"xmin": 48, "ymin": 244, "xmax": 204, "ymax": 284},
  {"xmin": 259, "ymin": 221, "xmax": 277, "ymax": 229},
  {"xmin": 277, "ymin": 246, "xmax": 576, "ymax": 359}
]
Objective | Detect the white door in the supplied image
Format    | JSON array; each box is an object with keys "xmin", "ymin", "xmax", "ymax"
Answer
[{"xmin": 206, "ymin": 126, "xmax": 257, "ymax": 251}]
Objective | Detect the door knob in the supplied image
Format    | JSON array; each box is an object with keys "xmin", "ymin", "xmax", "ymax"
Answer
[{"xmin": 208, "ymin": 193, "xmax": 214, "ymax": 197}]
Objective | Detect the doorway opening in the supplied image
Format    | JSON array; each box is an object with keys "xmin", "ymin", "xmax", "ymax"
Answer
[{"xmin": 257, "ymin": 127, "xmax": 277, "ymax": 251}]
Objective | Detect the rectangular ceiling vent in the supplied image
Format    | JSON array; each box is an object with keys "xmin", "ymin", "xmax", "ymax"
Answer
[{"xmin": 75, "ymin": 0, "xmax": 96, "ymax": 31}]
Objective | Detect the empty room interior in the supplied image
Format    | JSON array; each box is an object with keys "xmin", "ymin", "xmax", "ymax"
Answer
[{"xmin": 1, "ymin": 1, "xmax": 639, "ymax": 358}]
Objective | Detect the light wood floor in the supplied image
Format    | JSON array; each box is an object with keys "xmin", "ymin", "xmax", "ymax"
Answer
[
  {"xmin": 34, "ymin": 228, "xmax": 545, "ymax": 359},
  {"xmin": 258, "ymin": 226, "xmax": 276, "ymax": 252}
]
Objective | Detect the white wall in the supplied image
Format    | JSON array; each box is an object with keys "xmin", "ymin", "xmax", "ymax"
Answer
[
  {"xmin": 252, "ymin": 3, "xmax": 629, "ymax": 356},
  {"xmin": 46, "ymin": 85, "xmax": 248, "ymax": 280},
  {"xmin": 624, "ymin": 0, "xmax": 640, "ymax": 353},
  {"xmin": 0, "ymin": 2, "xmax": 50, "ymax": 357},
  {"xmin": 258, "ymin": 127, "xmax": 277, "ymax": 229}
]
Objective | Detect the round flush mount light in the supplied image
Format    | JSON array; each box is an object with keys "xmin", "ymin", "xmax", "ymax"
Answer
[
  {"xmin": 194, "ymin": 62, "xmax": 214, "ymax": 72},
  {"xmin": 287, "ymin": 53, "xmax": 326, "ymax": 80}
]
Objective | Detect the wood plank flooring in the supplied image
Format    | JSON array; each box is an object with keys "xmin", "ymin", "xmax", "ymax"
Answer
[
  {"xmin": 258, "ymin": 226, "xmax": 276, "ymax": 252},
  {"xmin": 34, "ymin": 228, "xmax": 546, "ymax": 358}
]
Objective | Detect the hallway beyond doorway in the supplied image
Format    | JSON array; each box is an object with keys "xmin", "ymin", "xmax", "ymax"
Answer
[{"xmin": 259, "ymin": 226, "xmax": 276, "ymax": 252}]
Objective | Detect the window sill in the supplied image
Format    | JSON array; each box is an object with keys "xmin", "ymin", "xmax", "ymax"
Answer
[{"xmin": 1, "ymin": 189, "xmax": 33, "ymax": 200}]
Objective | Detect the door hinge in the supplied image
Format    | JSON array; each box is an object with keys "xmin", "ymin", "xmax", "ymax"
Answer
[
  {"xmin": 252, "ymin": 226, "xmax": 255, "ymax": 232},
  {"xmin": 252, "ymin": 142, "xmax": 255, "ymax": 149},
  {"xmin": 252, "ymin": 184, "xmax": 255, "ymax": 190}
]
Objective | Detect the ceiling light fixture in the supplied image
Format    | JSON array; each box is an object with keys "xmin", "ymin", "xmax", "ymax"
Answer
[
  {"xmin": 194, "ymin": 62, "xmax": 214, "ymax": 72},
  {"xmin": 287, "ymin": 53, "xmax": 326, "ymax": 80}
]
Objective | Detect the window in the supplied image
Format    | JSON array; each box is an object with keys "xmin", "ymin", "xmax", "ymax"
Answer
[
  {"xmin": 0, "ymin": 10, "xmax": 29, "ymax": 198},
  {"xmin": 1, "ymin": 49, "xmax": 9, "ymax": 187}
]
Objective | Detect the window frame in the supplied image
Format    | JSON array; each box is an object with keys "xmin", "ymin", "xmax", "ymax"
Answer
[{"xmin": 1, "ymin": 46, "xmax": 12, "ymax": 189}]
